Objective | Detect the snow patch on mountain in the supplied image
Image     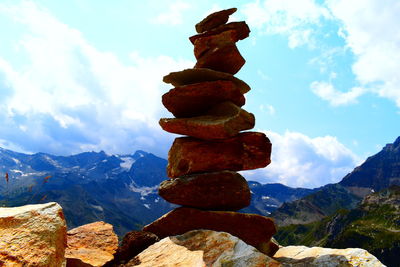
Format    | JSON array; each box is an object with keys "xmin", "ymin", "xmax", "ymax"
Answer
[
  {"xmin": 120, "ymin": 157, "xmax": 135, "ymax": 170},
  {"xmin": 129, "ymin": 184, "xmax": 158, "ymax": 197}
]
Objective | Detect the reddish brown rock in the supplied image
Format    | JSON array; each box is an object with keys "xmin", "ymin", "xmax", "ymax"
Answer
[
  {"xmin": 163, "ymin": 68, "xmax": 251, "ymax": 94},
  {"xmin": 194, "ymin": 43, "xmax": 245, "ymax": 74},
  {"xmin": 162, "ymin": 80, "xmax": 245, "ymax": 118},
  {"xmin": 190, "ymin": 21, "xmax": 250, "ymax": 44},
  {"xmin": 194, "ymin": 29, "xmax": 239, "ymax": 59},
  {"xmin": 106, "ymin": 231, "xmax": 159, "ymax": 266},
  {"xmin": 195, "ymin": 8, "xmax": 237, "ymax": 33},
  {"xmin": 66, "ymin": 221, "xmax": 118, "ymax": 267},
  {"xmin": 158, "ymin": 171, "xmax": 250, "ymax": 210},
  {"xmin": 167, "ymin": 132, "xmax": 272, "ymax": 178},
  {"xmin": 142, "ymin": 207, "xmax": 277, "ymax": 255},
  {"xmin": 159, "ymin": 101, "xmax": 254, "ymax": 139}
]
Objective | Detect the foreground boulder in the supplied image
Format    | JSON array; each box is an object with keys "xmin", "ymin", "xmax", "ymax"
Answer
[
  {"xmin": 159, "ymin": 171, "xmax": 250, "ymax": 210},
  {"xmin": 66, "ymin": 221, "xmax": 118, "ymax": 267},
  {"xmin": 142, "ymin": 207, "xmax": 277, "ymax": 255},
  {"xmin": 0, "ymin": 202, "xmax": 66, "ymax": 266},
  {"xmin": 274, "ymin": 246, "xmax": 385, "ymax": 266},
  {"xmin": 167, "ymin": 132, "xmax": 272, "ymax": 178},
  {"xmin": 127, "ymin": 230, "xmax": 280, "ymax": 266}
]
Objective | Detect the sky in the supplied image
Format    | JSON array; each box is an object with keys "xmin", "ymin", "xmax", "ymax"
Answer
[{"xmin": 0, "ymin": 0, "xmax": 399, "ymax": 188}]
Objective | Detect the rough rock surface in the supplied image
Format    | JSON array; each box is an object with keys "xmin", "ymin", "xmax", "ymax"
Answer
[
  {"xmin": 128, "ymin": 230, "xmax": 280, "ymax": 267},
  {"xmin": 106, "ymin": 231, "xmax": 160, "ymax": 266},
  {"xmin": 274, "ymin": 246, "xmax": 385, "ymax": 266},
  {"xmin": 66, "ymin": 221, "xmax": 118, "ymax": 267},
  {"xmin": 0, "ymin": 202, "xmax": 66, "ymax": 267},
  {"xmin": 195, "ymin": 8, "xmax": 237, "ymax": 33},
  {"xmin": 194, "ymin": 29, "xmax": 240, "ymax": 59},
  {"xmin": 167, "ymin": 132, "xmax": 272, "ymax": 178},
  {"xmin": 159, "ymin": 101, "xmax": 255, "ymax": 139},
  {"xmin": 162, "ymin": 81, "xmax": 245, "ymax": 118},
  {"xmin": 163, "ymin": 68, "xmax": 251, "ymax": 94},
  {"xmin": 143, "ymin": 207, "xmax": 277, "ymax": 255},
  {"xmin": 194, "ymin": 43, "xmax": 245, "ymax": 74},
  {"xmin": 190, "ymin": 21, "xmax": 250, "ymax": 45},
  {"xmin": 158, "ymin": 171, "xmax": 250, "ymax": 210}
]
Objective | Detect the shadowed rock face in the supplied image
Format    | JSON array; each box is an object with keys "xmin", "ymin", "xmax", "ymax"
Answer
[
  {"xmin": 162, "ymin": 80, "xmax": 245, "ymax": 118},
  {"xmin": 128, "ymin": 230, "xmax": 280, "ymax": 267},
  {"xmin": 143, "ymin": 207, "xmax": 277, "ymax": 255},
  {"xmin": 159, "ymin": 101, "xmax": 255, "ymax": 140},
  {"xmin": 163, "ymin": 68, "xmax": 251, "ymax": 94},
  {"xmin": 194, "ymin": 29, "xmax": 240, "ymax": 59},
  {"xmin": 195, "ymin": 8, "xmax": 237, "ymax": 33},
  {"xmin": 158, "ymin": 171, "xmax": 250, "ymax": 211},
  {"xmin": 167, "ymin": 132, "xmax": 272, "ymax": 178}
]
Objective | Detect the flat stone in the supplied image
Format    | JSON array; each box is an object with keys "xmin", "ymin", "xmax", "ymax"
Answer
[
  {"xmin": 162, "ymin": 81, "xmax": 245, "ymax": 118},
  {"xmin": 167, "ymin": 132, "xmax": 271, "ymax": 178},
  {"xmin": 194, "ymin": 29, "xmax": 239, "ymax": 59},
  {"xmin": 66, "ymin": 221, "xmax": 118, "ymax": 267},
  {"xmin": 0, "ymin": 202, "xmax": 66, "ymax": 267},
  {"xmin": 158, "ymin": 171, "xmax": 250, "ymax": 210},
  {"xmin": 163, "ymin": 68, "xmax": 251, "ymax": 94},
  {"xmin": 190, "ymin": 21, "xmax": 250, "ymax": 45},
  {"xmin": 143, "ymin": 207, "xmax": 277, "ymax": 255},
  {"xmin": 128, "ymin": 230, "xmax": 280, "ymax": 266},
  {"xmin": 274, "ymin": 246, "xmax": 385, "ymax": 266},
  {"xmin": 159, "ymin": 101, "xmax": 255, "ymax": 139},
  {"xmin": 194, "ymin": 43, "xmax": 245, "ymax": 74},
  {"xmin": 195, "ymin": 8, "xmax": 237, "ymax": 33}
]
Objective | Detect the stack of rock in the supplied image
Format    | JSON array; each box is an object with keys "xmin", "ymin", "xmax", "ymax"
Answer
[{"xmin": 143, "ymin": 8, "xmax": 278, "ymax": 256}]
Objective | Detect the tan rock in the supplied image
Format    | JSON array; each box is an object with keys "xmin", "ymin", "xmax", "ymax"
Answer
[
  {"xmin": 158, "ymin": 171, "xmax": 250, "ymax": 210},
  {"xmin": 127, "ymin": 230, "xmax": 280, "ymax": 267},
  {"xmin": 163, "ymin": 68, "xmax": 251, "ymax": 94},
  {"xmin": 162, "ymin": 81, "xmax": 245, "ymax": 118},
  {"xmin": 167, "ymin": 132, "xmax": 272, "ymax": 178},
  {"xmin": 274, "ymin": 246, "xmax": 385, "ymax": 266},
  {"xmin": 66, "ymin": 221, "xmax": 118, "ymax": 267},
  {"xmin": 0, "ymin": 202, "xmax": 67, "ymax": 267},
  {"xmin": 189, "ymin": 21, "xmax": 250, "ymax": 45},
  {"xmin": 159, "ymin": 102, "xmax": 255, "ymax": 139},
  {"xmin": 195, "ymin": 8, "xmax": 237, "ymax": 33},
  {"xmin": 194, "ymin": 43, "xmax": 245, "ymax": 74},
  {"xmin": 194, "ymin": 29, "xmax": 239, "ymax": 59},
  {"xmin": 143, "ymin": 207, "xmax": 277, "ymax": 255}
]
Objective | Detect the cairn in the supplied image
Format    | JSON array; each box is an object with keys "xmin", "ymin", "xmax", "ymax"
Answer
[{"xmin": 143, "ymin": 8, "xmax": 277, "ymax": 255}]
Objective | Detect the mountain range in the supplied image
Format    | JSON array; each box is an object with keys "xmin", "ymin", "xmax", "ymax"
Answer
[{"xmin": 0, "ymin": 146, "xmax": 313, "ymax": 236}]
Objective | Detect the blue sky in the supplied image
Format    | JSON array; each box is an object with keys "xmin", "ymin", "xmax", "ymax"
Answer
[{"xmin": 0, "ymin": 0, "xmax": 399, "ymax": 188}]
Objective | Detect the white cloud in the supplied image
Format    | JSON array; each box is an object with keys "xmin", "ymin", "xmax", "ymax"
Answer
[
  {"xmin": 311, "ymin": 81, "xmax": 365, "ymax": 106},
  {"xmin": 242, "ymin": 0, "xmax": 330, "ymax": 48},
  {"xmin": 326, "ymin": 0, "xmax": 400, "ymax": 108},
  {"xmin": 0, "ymin": 1, "xmax": 193, "ymax": 156},
  {"xmin": 259, "ymin": 104, "xmax": 275, "ymax": 115},
  {"xmin": 243, "ymin": 131, "xmax": 360, "ymax": 188},
  {"xmin": 152, "ymin": 0, "xmax": 191, "ymax": 26}
]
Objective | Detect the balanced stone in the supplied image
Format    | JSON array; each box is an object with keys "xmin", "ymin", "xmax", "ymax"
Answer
[
  {"xmin": 190, "ymin": 21, "xmax": 250, "ymax": 44},
  {"xmin": 194, "ymin": 43, "xmax": 245, "ymax": 74},
  {"xmin": 142, "ymin": 207, "xmax": 277, "ymax": 255},
  {"xmin": 158, "ymin": 171, "xmax": 250, "ymax": 210},
  {"xmin": 159, "ymin": 101, "xmax": 255, "ymax": 140},
  {"xmin": 162, "ymin": 80, "xmax": 245, "ymax": 118},
  {"xmin": 194, "ymin": 29, "xmax": 240, "ymax": 59},
  {"xmin": 163, "ymin": 68, "xmax": 251, "ymax": 94},
  {"xmin": 167, "ymin": 132, "xmax": 271, "ymax": 178},
  {"xmin": 195, "ymin": 8, "xmax": 237, "ymax": 33}
]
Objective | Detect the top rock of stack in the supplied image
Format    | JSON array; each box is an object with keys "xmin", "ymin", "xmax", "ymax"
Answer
[{"xmin": 195, "ymin": 8, "xmax": 237, "ymax": 33}]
